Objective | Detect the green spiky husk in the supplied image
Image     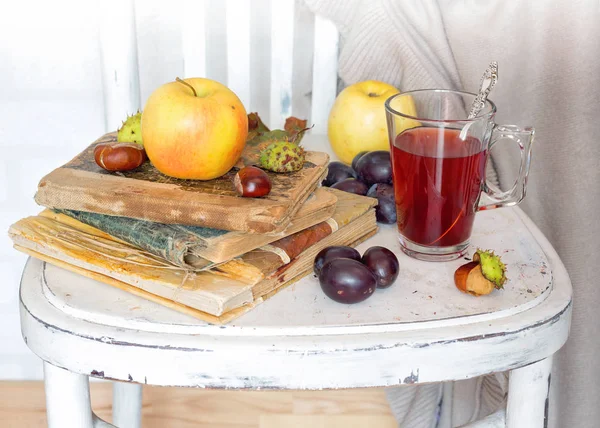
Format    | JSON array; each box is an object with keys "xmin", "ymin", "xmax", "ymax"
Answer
[
  {"xmin": 473, "ymin": 249, "xmax": 507, "ymax": 289},
  {"xmin": 117, "ymin": 111, "xmax": 143, "ymax": 146},
  {"xmin": 258, "ymin": 141, "xmax": 305, "ymax": 173}
]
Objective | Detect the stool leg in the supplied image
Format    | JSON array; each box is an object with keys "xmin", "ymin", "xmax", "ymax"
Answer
[
  {"xmin": 113, "ymin": 382, "xmax": 142, "ymax": 428},
  {"xmin": 506, "ymin": 357, "xmax": 553, "ymax": 428},
  {"xmin": 43, "ymin": 362, "xmax": 93, "ymax": 428},
  {"xmin": 438, "ymin": 382, "xmax": 454, "ymax": 428}
]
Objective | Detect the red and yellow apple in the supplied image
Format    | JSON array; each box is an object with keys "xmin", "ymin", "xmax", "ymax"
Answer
[
  {"xmin": 142, "ymin": 77, "xmax": 248, "ymax": 180},
  {"xmin": 328, "ymin": 80, "xmax": 416, "ymax": 165}
]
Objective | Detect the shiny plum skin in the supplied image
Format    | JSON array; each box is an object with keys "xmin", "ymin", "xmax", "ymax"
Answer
[
  {"xmin": 323, "ymin": 162, "xmax": 356, "ymax": 187},
  {"xmin": 355, "ymin": 151, "xmax": 393, "ymax": 186},
  {"xmin": 351, "ymin": 151, "xmax": 369, "ymax": 171},
  {"xmin": 313, "ymin": 246, "xmax": 361, "ymax": 276},
  {"xmin": 361, "ymin": 246, "xmax": 399, "ymax": 288},
  {"xmin": 319, "ymin": 258, "xmax": 377, "ymax": 304},
  {"xmin": 330, "ymin": 178, "xmax": 369, "ymax": 196},
  {"xmin": 367, "ymin": 183, "xmax": 397, "ymax": 224}
]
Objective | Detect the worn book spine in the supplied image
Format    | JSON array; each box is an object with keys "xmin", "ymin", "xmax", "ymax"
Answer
[{"xmin": 57, "ymin": 209, "xmax": 219, "ymax": 269}]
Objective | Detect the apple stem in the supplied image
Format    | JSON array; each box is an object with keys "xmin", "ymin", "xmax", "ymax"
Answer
[{"xmin": 176, "ymin": 77, "xmax": 197, "ymax": 97}]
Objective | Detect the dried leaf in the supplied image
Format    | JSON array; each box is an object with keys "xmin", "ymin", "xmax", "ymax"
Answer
[
  {"xmin": 247, "ymin": 112, "xmax": 270, "ymax": 134},
  {"xmin": 284, "ymin": 117, "xmax": 308, "ymax": 139}
]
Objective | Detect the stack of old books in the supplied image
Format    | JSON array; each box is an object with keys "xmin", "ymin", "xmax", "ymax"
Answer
[{"xmin": 9, "ymin": 117, "xmax": 378, "ymax": 324}]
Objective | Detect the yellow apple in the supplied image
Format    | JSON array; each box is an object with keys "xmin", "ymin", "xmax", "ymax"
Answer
[
  {"xmin": 328, "ymin": 80, "xmax": 417, "ymax": 165},
  {"xmin": 142, "ymin": 77, "xmax": 248, "ymax": 180}
]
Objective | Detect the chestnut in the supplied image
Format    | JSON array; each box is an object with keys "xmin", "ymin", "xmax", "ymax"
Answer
[
  {"xmin": 234, "ymin": 166, "xmax": 272, "ymax": 197},
  {"xmin": 454, "ymin": 249, "xmax": 507, "ymax": 296},
  {"xmin": 454, "ymin": 261, "xmax": 495, "ymax": 296},
  {"xmin": 94, "ymin": 142, "xmax": 146, "ymax": 172}
]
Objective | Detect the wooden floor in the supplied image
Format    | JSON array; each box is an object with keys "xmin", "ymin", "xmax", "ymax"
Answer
[{"xmin": 0, "ymin": 381, "xmax": 398, "ymax": 427}]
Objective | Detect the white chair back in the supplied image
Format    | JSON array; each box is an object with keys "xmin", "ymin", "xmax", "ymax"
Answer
[{"xmin": 99, "ymin": 0, "xmax": 339, "ymax": 133}]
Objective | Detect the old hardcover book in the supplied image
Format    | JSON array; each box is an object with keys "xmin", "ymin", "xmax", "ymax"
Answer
[
  {"xmin": 10, "ymin": 190, "xmax": 377, "ymax": 322},
  {"xmin": 14, "ymin": 226, "xmax": 376, "ymax": 325},
  {"xmin": 34, "ymin": 132, "xmax": 329, "ymax": 234},
  {"xmin": 48, "ymin": 187, "xmax": 337, "ymax": 268}
]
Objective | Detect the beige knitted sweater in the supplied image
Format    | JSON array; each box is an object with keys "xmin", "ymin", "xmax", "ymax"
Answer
[{"xmin": 304, "ymin": 0, "xmax": 600, "ymax": 427}]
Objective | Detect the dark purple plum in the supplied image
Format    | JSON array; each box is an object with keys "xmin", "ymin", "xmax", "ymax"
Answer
[
  {"xmin": 330, "ymin": 178, "xmax": 369, "ymax": 196},
  {"xmin": 361, "ymin": 246, "xmax": 399, "ymax": 288},
  {"xmin": 367, "ymin": 183, "xmax": 397, "ymax": 224},
  {"xmin": 313, "ymin": 246, "xmax": 361, "ymax": 276},
  {"xmin": 319, "ymin": 258, "xmax": 377, "ymax": 304},
  {"xmin": 322, "ymin": 161, "xmax": 356, "ymax": 187},
  {"xmin": 351, "ymin": 151, "xmax": 369, "ymax": 171},
  {"xmin": 355, "ymin": 151, "xmax": 393, "ymax": 186}
]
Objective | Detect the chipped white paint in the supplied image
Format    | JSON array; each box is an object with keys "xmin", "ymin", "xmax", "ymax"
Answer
[
  {"xmin": 98, "ymin": 0, "xmax": 141, "ymax": 131},
  {"xmin": 23, "ymin": 254, "xmax": 570, "ymax": 388},
  {"xmin": 311, "ymin": 16, "xmax": 339, "ymax": 133}
]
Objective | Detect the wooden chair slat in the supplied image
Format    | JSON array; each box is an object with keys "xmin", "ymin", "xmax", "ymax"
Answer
[
  {"xmin": 249, "ymin": 0, "xmax": 272, "ymax": 119},
  {"xmin": 226, "ymin": 0, "xmax": 252, "ymax": 110},
  {"xmin": 204, "ymin": 0, "xmax": 228, "ymax": 82},
  {"xmin": 311, "ymin": 16, "xmax": 339, "ymax": 134},
  {"xmin": 291, "ymin": 0, "xmax": 316, "ymax": 127},
  {"xmin": 181, "ymin": 0, "xmax": 207, "ymax": 78},
  {"xmin": 99, "ymin": 0, "xmax": 141, "ymax": 131},
  {"xmin": 269, "ymin": 0, "xmax": 295, "ymax": 128}
]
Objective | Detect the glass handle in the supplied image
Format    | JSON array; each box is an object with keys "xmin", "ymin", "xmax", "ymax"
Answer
[{"xmin": 478, "ymin": 125, "xmax": 535, "ymax": 211}]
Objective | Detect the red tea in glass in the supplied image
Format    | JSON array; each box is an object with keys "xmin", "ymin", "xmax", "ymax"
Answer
[
  {"xmin": 385, "ymin": 89, "xmax": 534, "ymax": 261},
  {"xmin": 392, "ymin": 127, "xmax": 486, "ymax": 248}
]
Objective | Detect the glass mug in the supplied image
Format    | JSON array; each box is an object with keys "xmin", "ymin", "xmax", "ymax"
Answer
[{"xmin": 385, "ymin": 89, "xmax": 534, "ymax": 261}]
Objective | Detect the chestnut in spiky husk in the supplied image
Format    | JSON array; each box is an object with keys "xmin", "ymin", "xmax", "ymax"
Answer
[
  {"xmin": 258, "ymin": 141, "xmax": 306, "ymax": 173},
  {"xmin": 454, "ymin": 249, "xmax": 507, "ymax": 296},
  {"xmin": 117, "ymin": 111, "xmax": 143, "ymax": 146}
]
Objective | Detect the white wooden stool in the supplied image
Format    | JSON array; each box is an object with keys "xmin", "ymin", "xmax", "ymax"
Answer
[
  {"xmin": 19, "ymin": 135, "xmax": 572, "ymax": 428},
  {"xmin": 18, "ymin": 3, "xmax": 571, "ymax": 426}
]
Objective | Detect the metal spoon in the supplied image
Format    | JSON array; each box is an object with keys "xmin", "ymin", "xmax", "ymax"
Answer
[
  {"xmin": 459, "ymin": 61, "xmax": 498, "ymax": 140},
  {"xmin": 468, "ymin": 61, "xmax": 498, "ymax": 119}
]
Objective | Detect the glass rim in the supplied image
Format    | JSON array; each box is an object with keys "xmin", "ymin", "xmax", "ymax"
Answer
[{"xmin": 384, "ymin": 89, "xmax": 497, "ymax": 124}]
